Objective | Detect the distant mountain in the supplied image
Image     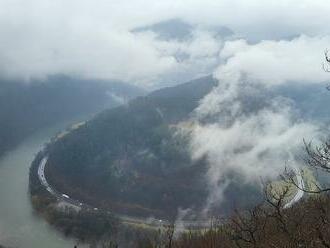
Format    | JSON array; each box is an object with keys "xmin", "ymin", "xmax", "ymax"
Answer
[
  {"xmin": 132, "ymin": 18, "xmax": 234, "ymax": 41},
  {"xmin": 273, "ymin": 82, "xmax": 330, "ymax": 122},
  {"xmin": 0, "ymin": 75, "xmax": 144, "ymax": 157},
  {"xmin": 132, "ymin": 18, "xmax": 194, "ymax": 41}
]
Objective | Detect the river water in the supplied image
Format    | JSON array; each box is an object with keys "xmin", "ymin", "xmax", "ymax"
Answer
[{"xmin": 0, "ymin": 122, "xmax": 86, "ymax": 248}]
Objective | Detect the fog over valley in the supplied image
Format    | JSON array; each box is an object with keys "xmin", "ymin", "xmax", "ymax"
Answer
[{"xmin": 1, "ymin": 1, "xmax": 330, "ymax": 247}]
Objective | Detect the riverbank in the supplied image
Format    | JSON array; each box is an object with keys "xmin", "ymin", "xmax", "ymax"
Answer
[
  {"xmin": 0, "ymin": 123, "xmax": 83, "ymax": 248},
  {"xmin": 29, "ymin": 150, "xmax": 119, "ymax": 244},
  {"xmin": 28, "ymin": 146, "xmax": 181, "ymax": 247}
]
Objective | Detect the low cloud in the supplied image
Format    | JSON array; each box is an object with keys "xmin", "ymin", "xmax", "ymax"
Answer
[
  {"xmin": 217, "ymin": 35, "xmax": 330, "ymax": 86},
  {"xmin": 1, "ymin": 0, "xmax": 330, "ymax": 87},
  {"xmin": 181, "ymin": 34, "xmax": 328, "ymax": 212},
  {"xmin": 189, "ymin": 105, "xmax": 318, "ymax": 208}
]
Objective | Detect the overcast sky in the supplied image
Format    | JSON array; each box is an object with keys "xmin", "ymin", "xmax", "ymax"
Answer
[{"xmin": 1, "ymin": 0, "xmax": 330, "ymax": 88}]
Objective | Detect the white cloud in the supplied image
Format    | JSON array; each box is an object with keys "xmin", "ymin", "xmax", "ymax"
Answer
[
  {"xmin": 0, "ymin": 16, "xmax": 178, "ymax": 86},
  {"xmin": 182, "ymin": 34, "xmax": 329, "ymax": 211},
  {"xmin": 217, "ymin": 35, "xmax": 330, "ymax": 86},
  {"xmin": 188, "ymin": 95, "xmax": 320, "ymax": 210},
  {"xmin": 1, "ymin": 0, "xmax": 330, "ymax": 87}
]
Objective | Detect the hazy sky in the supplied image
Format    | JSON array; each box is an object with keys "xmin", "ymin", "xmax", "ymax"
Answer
[{"xmin": 1, "ymin": 0, "xmax": 330, "ymax": 87}]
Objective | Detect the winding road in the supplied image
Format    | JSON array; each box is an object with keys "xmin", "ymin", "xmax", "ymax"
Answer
[
  {"xmin": 0, "ymin": 122, "xmax": 86, "ymax": 248},
  {"xmin": 37, "ymin": 153, "xmax": 305, "ymax": 231},
  {"xmin": 283, "ymin": 164, "xmax": 305, "ymax": 209},
  {"xmin": 37, "ymin": 155, "xmax": 214, "ymax": 228}
]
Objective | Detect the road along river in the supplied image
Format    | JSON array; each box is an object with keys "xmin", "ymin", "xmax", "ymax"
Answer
[
  {"xmin": 0, "ymin": 122, "xmax": 87, "ymax": 248},
  {"xmin": 36, "ymin": 137, "xmax": 306, "ymax": 232},
  {"xmin": 37, "ymin": 155, "xmax": 212, "ymax": 229},
  {"xmin": 0, "ymin": 120, "xmax": 305, "ymax": 247},
  {"xmin": 283, "ymin": 163, "xmax": 305, "ymax": 209}
]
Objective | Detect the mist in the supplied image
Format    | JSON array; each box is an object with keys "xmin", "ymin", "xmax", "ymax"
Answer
[
  {"xmin": 1, "ymin": 0, "xmax": 330, "ymax": 87},
  {"xmin": 2, "ymin": 0, "xmax": 330, "ymax": 214},
  {"xmin": 2, "ymin": 1, "xmax": 330, "ymax": 245},
  {"xmin": 180, "ymin": 34, "xmax": 329, "ymax": 212}
]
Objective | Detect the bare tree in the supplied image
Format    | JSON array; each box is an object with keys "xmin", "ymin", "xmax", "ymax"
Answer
[
  {"xmin": 164, "ymin": 223, "xmax": 175, "ymax": 248},
  {"xmin": 283, "ymin": 140, "xmax": 330, "ymax": 194}
]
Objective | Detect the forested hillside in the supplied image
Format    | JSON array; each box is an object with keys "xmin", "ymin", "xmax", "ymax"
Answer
[
  {"xmin": 0, "ymin": 75, "xmax": 143, "ymax": 157},
  {"xmin": 46, "ymin": 76, "xmax": 218, "ymax": 218},
  {"xmin": 45, "ymin": 76, "xmax": 330, "ymax": 220},
  {"xmin": 31, "ymin": 75, "xmax": 330, "ymax": 246}
]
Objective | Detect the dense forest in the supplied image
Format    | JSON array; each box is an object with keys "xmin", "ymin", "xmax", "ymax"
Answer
[
  {"xmin": 46, "ymin": 76, "xmax": 221, "ymax": 219},
  {"xmin": 29, "ymin": 75, "xmax": 330, "ymax": 246},
  {"xmin": 43, "ymin": 75, "xmax": 330, "ymax": 220},
  {"xmin": 134, "ymin": 140, "xmax": 330, "ymax": 248},
  {"xmin": 0, "ymin": 75, "xmax": 143, "ymax": 157},
  {"xmin": 134, "ymin": 190, "xmax": 330, "ymax": 248}
]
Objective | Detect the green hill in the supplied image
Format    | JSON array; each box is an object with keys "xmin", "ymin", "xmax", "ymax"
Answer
[
  {"xmin": 46, "ymin": 76, "xmax": 218, "ymax": 219},
  {"xmin": 0, "ymin": 75, "xmax": 143, "ymax": 157},
  {"xmin": 45, "ymin": 76, "xmax": 330, "ymax": 220}
]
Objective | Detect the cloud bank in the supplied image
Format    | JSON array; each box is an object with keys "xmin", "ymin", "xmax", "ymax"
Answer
[
  {"xmin": 1, "ymin": 0, "xmax": 330, "ymax": 87},
  {"xmin": 182, "ymin": 34, "xmax": 328, "ymax": 212}
]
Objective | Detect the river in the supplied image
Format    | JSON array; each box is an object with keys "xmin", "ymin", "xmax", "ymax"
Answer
[{"xmin": 0, "ymin": 121, "xmax": 87, "ymax": 248}]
